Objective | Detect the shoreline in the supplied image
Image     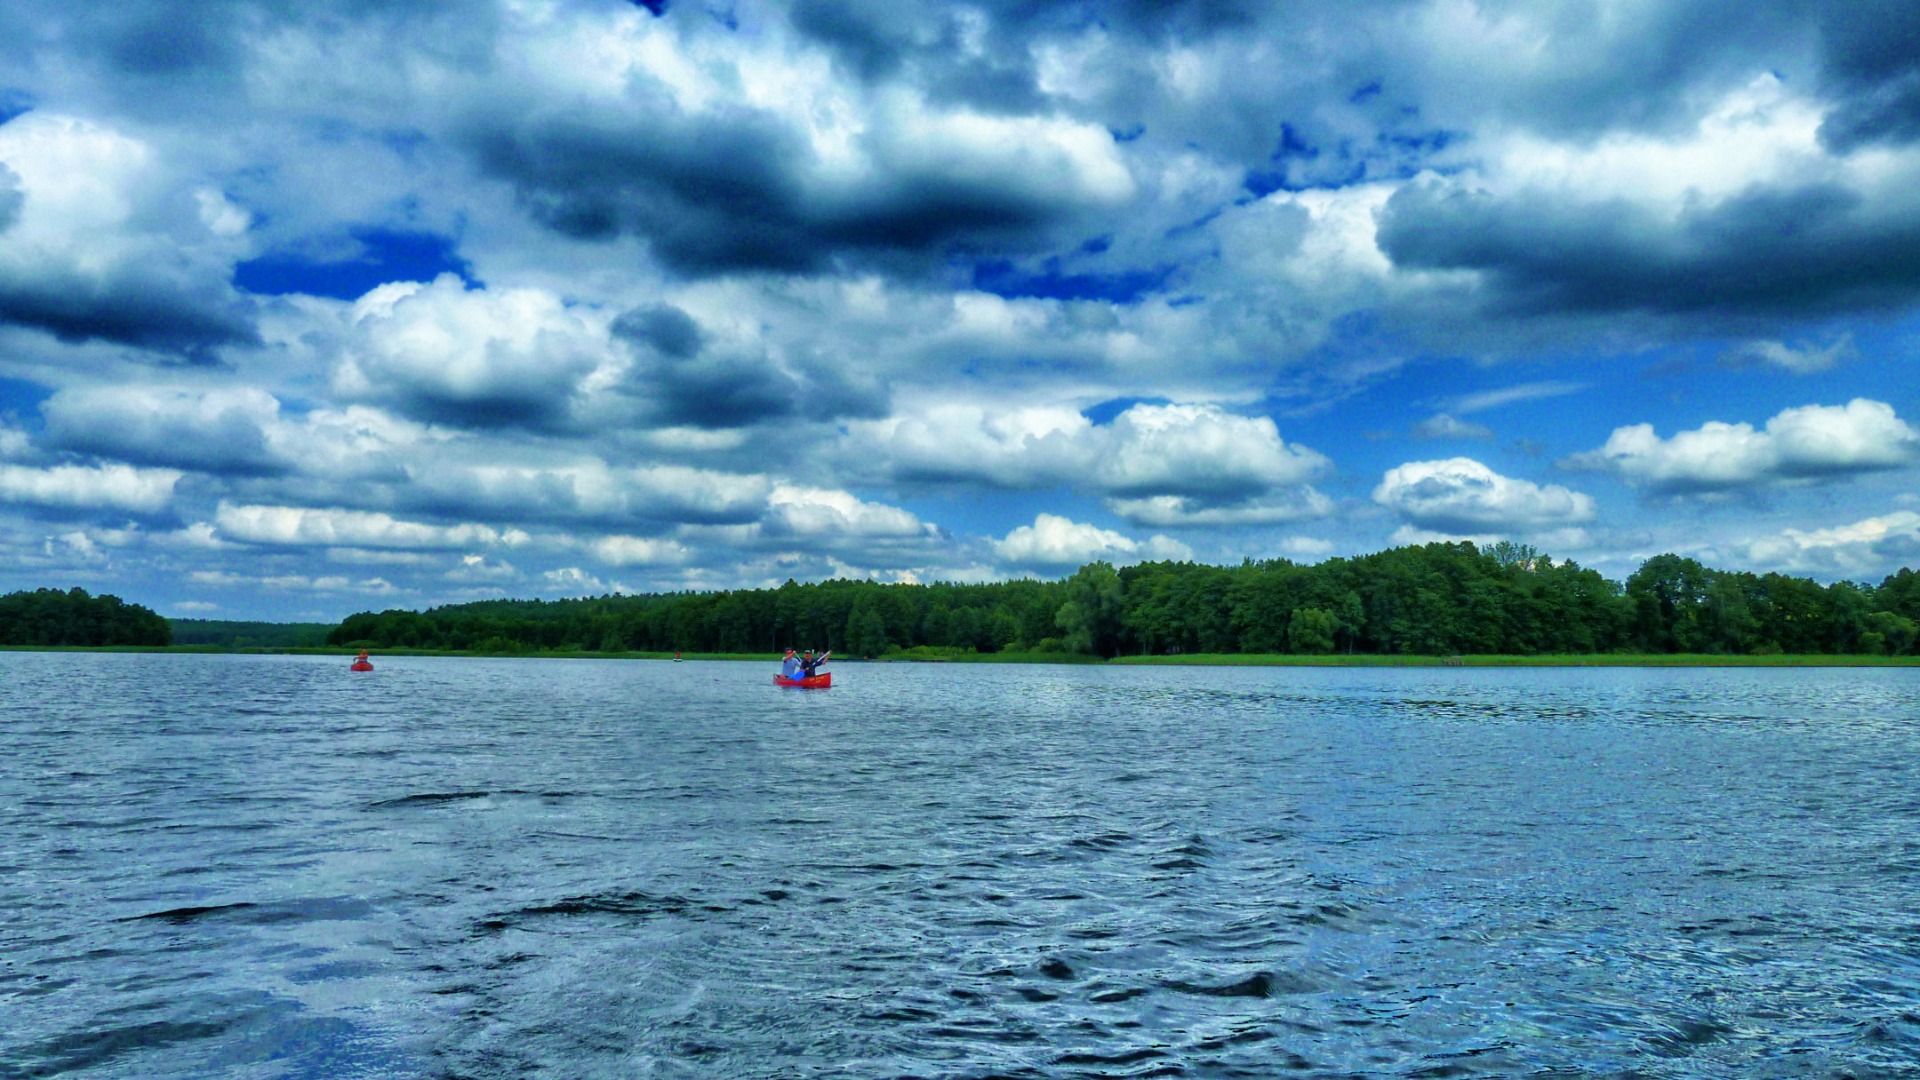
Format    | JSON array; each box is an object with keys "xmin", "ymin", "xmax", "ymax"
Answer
[{"xmin": 4, "ymin": 645, "xmax": 1916, "ymax": 667}]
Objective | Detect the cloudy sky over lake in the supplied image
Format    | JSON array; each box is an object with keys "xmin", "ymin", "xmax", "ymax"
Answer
[{"xmin": 2, "ymin": 0, "xmax": 1918, "ymax": 619}]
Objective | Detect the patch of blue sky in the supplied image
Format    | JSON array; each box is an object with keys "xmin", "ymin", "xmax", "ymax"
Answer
[
  {"xmin": 969, "ymin": 257, "xmax": 1174, "ymax": 304},
  {"xmin": 1080, "ymin": 396, "xmax": 1172, "ymax": 425},
  {"xmin": 0, "ymin": 89, "xmax": 32, "ymax": 126},
  {"xmin": 234, "ymin": 227, "xmax": 478, "ymax": 301},
  {"xmin": 1247, "ymin": 124, "xmax": 1461, "ymax": 195},
  {"xmin": 0, "ymin": 376, "xmax": 52, "ymax": 421}
]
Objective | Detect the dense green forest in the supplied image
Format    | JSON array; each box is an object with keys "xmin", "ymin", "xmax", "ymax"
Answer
[
  {"xmin": 168, "ymin": 619, "xmax": 333, "ymax": 648},
  {"xmin": 0, "ymin": 587, "xmax": 172, "ymax": 647},
  {"xmin": 328, "ymin": 542, "xmax": 1920, "ymax": 658}
]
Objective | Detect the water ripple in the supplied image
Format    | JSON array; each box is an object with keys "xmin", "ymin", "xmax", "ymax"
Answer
[{"xmin": 2, "ymin": 655, "xmax": 1917, "ymax": 1077}]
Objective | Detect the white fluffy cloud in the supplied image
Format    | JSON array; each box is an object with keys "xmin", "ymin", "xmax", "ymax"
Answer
[
  {"xmin": 1569, "ymin": 399, "xmax": 1920, "ymax": 492},
  {"xmin": 993, "ymin": 512, "xmax": 1191, "ymax": 569},
  {"xmin": 0, "ymin": 113, "xmax": 253, "ymax": 355},
  {"xmin": 1094, "ymin": 404, "xmax": 1328, "ymax": 498},
  {"xmin": 407, "ymin": 461, "xmax": 771, "ymax": 526},
  {"xmin": 858, "ymin": 401, "xmax": 1329, "ymax": 522},
  {"xmin": 1735, "ymin": 511, "xmax": 1920, "ymax": 577},
  {"xmin": 214, "ymin": 503, "xmax": 530, "ymax": 550},
  {"xmin": 1373, "ymin": 457, "xmax": 1595, "ymax": 534},
  {"xmin": 335, "ymin": 275, "xmax": 616, "ymax": 429},
  {"xmin": 0, "ymin": 462, "xmax": 181, "ymax": 513},
  {"xmin": 765, "ymin": 484, "xmax": 932, "ymax": 539}
]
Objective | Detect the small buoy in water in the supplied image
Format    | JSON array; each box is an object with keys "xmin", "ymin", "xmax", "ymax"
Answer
[{"xmin": 351, "ymin": 650, "xmax": 373, "ymax": 672}]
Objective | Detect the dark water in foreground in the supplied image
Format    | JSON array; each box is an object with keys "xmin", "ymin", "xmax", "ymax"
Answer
[{"xmin": 3, "ymin": 655, "xmax": 1918, "ymax": 1078}]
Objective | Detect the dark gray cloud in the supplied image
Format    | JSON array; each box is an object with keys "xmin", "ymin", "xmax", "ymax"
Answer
[
  {"xmin": 1377, "ymin": 178, "xmax": 1920, "ymax": 322},
  {"xmin": 1816, "ymin": 2, "xmax": 1920, "ymax": 151},
  {"xmin": 39, "ymin": 387, "xmax": 288, "ymax": 476},
  {"xmin": 0, "ymin": 0, "xmax": 500, "ymax": 115},
  {"xmin": 0, "ymin": 270, "xmax": 258, "ymax": 360},
  {"xmin": 466, "ymin": 102, "xmax": 1103, "ymax": 275},
  {"xmin": 612, "ymin": 303, "xmax": 704, "ymax": 359},
  {"xmin": 612, "ymin": 303, "xmax": 888, "ymax": 429}
]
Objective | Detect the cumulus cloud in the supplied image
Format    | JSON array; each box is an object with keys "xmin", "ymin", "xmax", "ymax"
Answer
[
  {"xmin": 542, "ymin": 566, "xmax": 615, "ymax": 594},
  {"xmin": 1376, "ymin": 73, "xmax": 1920, "ymax": 328},
  {"xmin": 334, "ymin": 275, "xmax": 614, "ymax": 430},
  {"xmin": 6, "ymin": 0, "xmax": 1920, "ymax": 613},
  {"xmin": 1373, "ymin": 457, "xmax": 1595, "ymax": 534},
  {"xmin": 406, "ymin": 461, "xmax": 771, "ymax": 528},
  {"xmin": 214, "ymin": 502, "xmax": 529, "ymax": 550},
  {"xmin": 41, "ymin": 384, "xmax": 287, "ymax": 474},
  {"xmin": 0, "ymin": 113, "xmax": 255, "ymax": 357},
  {"xmin": 861, "ymin": 401, "xmax": 1329, "ymax": 520},
  {"xmin": 465, "ymin": 15, "xmax": 1136, "ymax": 275},
  {"xmin": 0, "ymin": 462, "xmax": 181, "ymax": 513},
  {"xmin": 764, "ymin": 484, "xmax": 932, "ymax": 540},
  {"xmin": 608, "ymin": 302, "xmax": 888, "ymax": 429},
  {"xmin": 993, "ymin": 512, "xmax": 1190, "ymax": 569},
  {"xmin": 445, "ymin": 553, "xmax": 521, "ymax": 581},
  {"xmin": 1736, "ymin": 511, "xmax": 1920, "ymax": 578},
  {"xmin": 1567, "ymin": 399, "xmax": 1920, "ymax": 493}
]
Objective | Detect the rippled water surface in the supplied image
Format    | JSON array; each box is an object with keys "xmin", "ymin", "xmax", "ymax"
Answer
[{"xmin": 4, "ymin": 654, "xmax": 1920, "ymax": 1078}]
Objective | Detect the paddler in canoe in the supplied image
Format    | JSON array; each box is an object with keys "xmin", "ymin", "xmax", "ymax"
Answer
[{"xmin": 776, "ymin": 648, "xmax": 832, "ymax": 686}]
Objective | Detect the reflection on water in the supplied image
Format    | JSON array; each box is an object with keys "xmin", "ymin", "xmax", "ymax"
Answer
[{"xmin": 3, "ymin": 654, "xmax": 1918, "ymax": 1077}]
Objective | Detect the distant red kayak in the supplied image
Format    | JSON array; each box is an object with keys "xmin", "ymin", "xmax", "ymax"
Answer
[
  {"xmin": 774, "ymin": 672, "xmax": 830, "ymax": 689},
  {"xmin": 350, "ymin": 660, "xmax": 373, "ymax": 672}
]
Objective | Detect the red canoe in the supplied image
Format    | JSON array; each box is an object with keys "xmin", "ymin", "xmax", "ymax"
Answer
[
  {"xmin": 350, "ymin": 660, "xmax": 373, "ymax": 672},
  {"xmin": 774, "ymin": 672, "xmax": 830, "ymax": 689}
]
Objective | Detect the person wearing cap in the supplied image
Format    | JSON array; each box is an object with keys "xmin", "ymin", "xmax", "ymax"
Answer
[
  {"xmin": 800, "ymin": 649, "xmax": 830, "ymax": 677},
  {"xmin": 780, "ymin": 648, "xmax": 802, "ymax": 678}
]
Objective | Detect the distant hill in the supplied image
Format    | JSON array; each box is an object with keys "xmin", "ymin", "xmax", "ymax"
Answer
[
  {"xmin": 169, "ymin": 619, "xmax": 334, "ymax": 649},
  {"xmin": 1, "ymin": 587, "xmax": 171, "ymax": 646}
]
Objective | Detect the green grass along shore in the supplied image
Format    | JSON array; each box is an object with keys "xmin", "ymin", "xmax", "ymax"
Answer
[{"xmin": 6, "ymin": 644, "xmax": 1917, "ymax": 666}]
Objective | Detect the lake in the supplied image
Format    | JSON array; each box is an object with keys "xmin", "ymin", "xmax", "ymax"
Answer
[{"xmin": 2, "ymin": 653, "xmax": 1917, "ymax": 1078}]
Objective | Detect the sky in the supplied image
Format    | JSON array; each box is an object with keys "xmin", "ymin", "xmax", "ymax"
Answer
[{"xmin": 1, "ymin": 0, "xmax": 1918, "ymax": 622}]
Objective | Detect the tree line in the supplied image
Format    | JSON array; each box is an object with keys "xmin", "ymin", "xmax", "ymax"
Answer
[
  {"xmin": 327, "ymin": 542, "xmax": 1920, "ymax": 658},
  {"xmin": 0, "ymin": 587, "xmax": 172, "ymax": 647},
  {"xmin": 169, "ymin": 619, "xmax": 333, "ymax": 648}
]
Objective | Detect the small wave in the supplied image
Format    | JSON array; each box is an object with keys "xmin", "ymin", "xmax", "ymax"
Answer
[
  {"xmin": 12, "ymin": 1018, "xmax": 229, "ymax": 1075},
  {"xmin": 479, "ymin": 889, "xmax": 702, "ymax": 931},
  {"xmin": 1163, "ymin": 969, "xmax": 1319, "ymax": 998},
  {"xmin": 1037, "ymin": 957, "xmax": 1076, "ymax": 980},
  {"xmin": 1055, "ymin": 1045, "xmax": 1170, "ymax": 1066},
  {"xmin": 368, "ymin": 791, "xmax": 491, "ymax": 808},
  {"xmin": 121, "ymin": 902, "xmax": 259, "ymax": 923},
  {"xmin": 121, "ymin": 897, "xmax": 373, "ymax": 925}
]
